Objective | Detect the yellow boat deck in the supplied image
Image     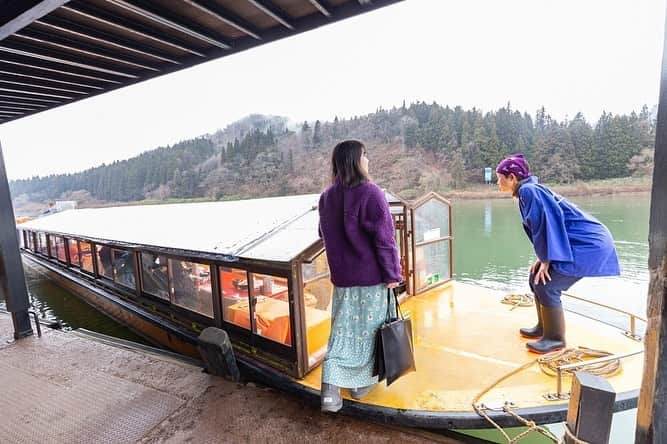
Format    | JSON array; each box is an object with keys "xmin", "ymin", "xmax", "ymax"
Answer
[{"xmin": 298, "ymin": 281, "xmax": 644, "ymax": 414}]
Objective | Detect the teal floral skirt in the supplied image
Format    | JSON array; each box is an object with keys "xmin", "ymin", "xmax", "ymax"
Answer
[{"xmin": 321, "ymin": 283, "xmax": 391, "ymax": 388}]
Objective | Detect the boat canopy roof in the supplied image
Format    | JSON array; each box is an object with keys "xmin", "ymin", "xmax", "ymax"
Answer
[{"xmin": 19, "ymin": 194, "xmax": 322, "ymax": 263}]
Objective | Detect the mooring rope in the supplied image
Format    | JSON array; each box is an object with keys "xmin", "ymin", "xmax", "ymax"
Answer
[
  {"xmin": 501, "ymin": 293, "xmax": 535, "ymax": 310},
  {"xmin": 538, "ymin": 346, "xmax": 621, "ymax": 378},
  {"xmin": 472, "ymin": 346, "xmax": 621, "ymax": 443}
]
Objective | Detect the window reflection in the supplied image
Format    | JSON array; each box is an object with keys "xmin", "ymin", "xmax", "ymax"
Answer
[
  {"xmin": 219, "ymin": 267, "xmax": 250, "ymax": 330},
  {"xmin": 48, "ymin": 235, "xmax": 57, "ymax": 258},
  {"xmin": 56, "ymin": 237, "xmax": 66, "ymax": 262},
  {"xmin": 250, "ymin": 272, "xmax": 290, "ymax": 345},
  {"xmin": 169, "ymin": 259, "xmax": 213, "ymax": 318},
  {"xmin": 414, "ymin": 199, "xmax": 450, "ymax": 244},
  {"xmin": 38, "ymin": 232, "xmax": 48, "ymax": 255},
  {"xmin": 113, "ymin": 248, "xmax": 135, "ymax": 289},
  {"xmin": 141, "ymin": 252, "xmax": 169, "ymax": 301},
  {"xmin": 69, "ymin": 240, "xmax": 80, "ymax": 267},
  {"xmin": 96, "ymin": 245, "xmax": 114, "ymax": 280},
  {"xmin": 302, "ymin": 252, "xmax": 333, "ymax": 365},
  {"xmin": 95, "ymin": 245, "xmax": 136, "ymax": 290},
  {"xmin": 415, "ymin": 241, "xmax": 451, "ymax": 291},
  {"xmin": 79, "ymin": 242, "xmax": 94, "ymax": 274}
]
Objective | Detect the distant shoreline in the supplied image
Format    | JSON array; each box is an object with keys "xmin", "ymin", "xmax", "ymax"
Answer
[
  {"xmin": 13, "ymin": 176, "xmax": 653, "ymax": 216},
  {"xmin": 440, "ymin": 177, "xmax": 652, "ymax": 201}
]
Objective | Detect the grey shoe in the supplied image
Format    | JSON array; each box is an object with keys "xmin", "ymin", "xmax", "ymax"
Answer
[
  {"xmin": 349, "ymin": 384, "xmax": 377, "ymax": 400},
  {"xmin": 321, "ymin": 383, "xmax": 342, "ymax": 412}
]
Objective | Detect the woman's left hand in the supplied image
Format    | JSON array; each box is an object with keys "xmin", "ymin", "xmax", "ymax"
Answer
[{"xmin": 533, "ymin": 261, "xmax": 551, "ymax": 286}]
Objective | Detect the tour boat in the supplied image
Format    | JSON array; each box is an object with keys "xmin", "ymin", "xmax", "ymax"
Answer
[{"xmin": 16, "ymin": 192, "xmax": 643, "ymax": 429}]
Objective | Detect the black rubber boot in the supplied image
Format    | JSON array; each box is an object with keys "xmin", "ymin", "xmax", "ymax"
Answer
[
  {"xmin": 519, "ymin": 302, "xmax": 543, "ymax": 338},
  {"xmin": 526, "ymin": 305, "xmax": 565, "ymax": 354}
]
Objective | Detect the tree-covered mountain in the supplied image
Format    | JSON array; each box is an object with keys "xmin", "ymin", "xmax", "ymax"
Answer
[{"xmin": 10, "ymin": 103, "xmax": 655, "ymax": 207}]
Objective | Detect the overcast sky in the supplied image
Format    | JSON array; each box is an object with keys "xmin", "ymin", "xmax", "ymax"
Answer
[{"xmin": 1, "ymin": 0, "xmax": 665, "ymax": 180}]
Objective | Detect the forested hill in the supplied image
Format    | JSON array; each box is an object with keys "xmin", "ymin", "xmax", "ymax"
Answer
[{"xmin": 10, "ymin": 103, "xmax": 655, "ymax": 207}]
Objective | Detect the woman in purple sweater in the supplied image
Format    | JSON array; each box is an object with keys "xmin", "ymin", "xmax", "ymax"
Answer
[{"xmin": 318, "ymin": 140, "xmax": 403, "ymax": 412}]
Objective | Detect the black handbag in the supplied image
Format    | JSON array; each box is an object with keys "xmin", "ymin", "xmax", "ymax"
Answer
[{"xmin": 373, "ymin": 288, "xmax": 416, "ymax": 386}]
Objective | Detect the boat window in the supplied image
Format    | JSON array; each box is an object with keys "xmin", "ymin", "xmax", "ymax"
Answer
[
  {"xmin": 140, "ymin": 252, "xmax": 169, "ymax": 301},
  {"xmin": 113, "ymin": 248, "xmax": 136, "ymax": 289},
  {"xmin": 55, "ymin": 236, "xmax": 67, "ymax": 262},
  {"xmin": 68, "ymin": 239, "xmax": 80, "ymax": 268},
  {"xmin": 95, "ymin": 245, "xmax": 114, "ymax": 280},
  {"xmin": 302, "ymin": 251, "xmax": 333, "ymax": 366},
  {"xmin": 38, "ymin": 232, "xmax": 48, "ymax": 255},
  {"xmin": 219, "ymin": 267, "xmax": 250, "ymax": 330},
  {"xmin": 48, "ymin": 235, "xmax": 57, "ymax": 258},
  {"xmin": 168, "ymin": 259, "xmax": 213, "ymax": 318},
  {"xmin": 414, "ymin": 199, "xmax": 450, "ymax": 244},
  {"xmin": 24, "ymin": 231, "xmax": 32, "ymax": 251},
  {"xmin": 249, "ymin": 272, "xmax": 291, "ymax": 345},
  {"xmin": 79, "ymin": 242, "xmax": 94, "ymax": 274},
  {"xmin": 415, "ymin": 241, "xmax": 451, "ymax": 291}
]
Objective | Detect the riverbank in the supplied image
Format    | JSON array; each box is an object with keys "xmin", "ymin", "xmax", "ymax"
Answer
[
  {"xmin": 12, "ymin": 176, "xmax": 653, "ymax": 216},
  {"xmin": 440, "ymin": 176, "xmax": 652, "ymax": 200}
]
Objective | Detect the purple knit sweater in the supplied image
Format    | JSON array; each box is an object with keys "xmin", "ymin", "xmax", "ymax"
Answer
[{"xmin": 318, "ymin": 179, "xmax": 403, "ymax": 287}]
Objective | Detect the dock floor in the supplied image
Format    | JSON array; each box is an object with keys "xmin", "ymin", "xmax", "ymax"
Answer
[{"xmin": 0, "ymin": 312, "xmax": 461, "ymax": 443}]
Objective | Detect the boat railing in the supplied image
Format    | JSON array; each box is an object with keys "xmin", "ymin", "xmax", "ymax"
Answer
[
  {"xmin": 545, "ymin": 349, "xmax": 644, "ymax": 401},
  {"xmin": 562, "ymin": 291, "xmax": 646, "ymax": 341}
]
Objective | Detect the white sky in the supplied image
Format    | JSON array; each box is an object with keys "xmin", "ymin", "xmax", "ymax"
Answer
[{"xmin": 1, "ymin": 0, "xmax": 665, "ymax": 180}]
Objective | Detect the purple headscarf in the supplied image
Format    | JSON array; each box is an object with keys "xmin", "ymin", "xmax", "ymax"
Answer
[{"xmin": 496, "ymin": 154, "xmax": 531, "ymax": 180}]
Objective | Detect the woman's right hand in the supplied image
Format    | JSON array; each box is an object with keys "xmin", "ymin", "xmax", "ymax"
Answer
[
  {"xmin": 387, "ymin": 282, "xmax": 401, "ymax": 289},
  {"xmin": 530, "ymin": 260, "xmax": 541, "ymax": 274}
]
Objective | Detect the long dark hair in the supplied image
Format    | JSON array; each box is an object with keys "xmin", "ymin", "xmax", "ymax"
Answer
[{"xmin": 331, "ymin": 139, "xmax": 370, "ymax": 187}]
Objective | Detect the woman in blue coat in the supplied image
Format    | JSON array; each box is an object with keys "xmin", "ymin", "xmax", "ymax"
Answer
[{"xmin": 496, "ymin": 154, "xmax": 620, "ymax": 353}]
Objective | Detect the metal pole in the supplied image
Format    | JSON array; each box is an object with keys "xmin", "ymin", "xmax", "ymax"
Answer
[
  {"xmin": 0, "ymin": 140, "xmax": 32, "ymax": 339},
  {"xmin": 635, "ymin": 3, "xmax": 667, "ymax": 442}
]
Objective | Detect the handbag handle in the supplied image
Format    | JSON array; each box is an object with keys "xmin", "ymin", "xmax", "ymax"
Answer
[{"xmin": 385, "ymin": 288, "xmax": 404, "ymax": 322}]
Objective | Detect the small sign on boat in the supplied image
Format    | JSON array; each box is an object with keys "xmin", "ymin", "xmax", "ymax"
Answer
[{"xmin": 423, "ymin": 228, "xmax": 441, "ymax": 242}]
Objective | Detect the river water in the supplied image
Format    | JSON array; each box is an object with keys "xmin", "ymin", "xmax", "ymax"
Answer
[{"xmin": 7, "ymin": 192, "xmax": 652, "ymax": 442}]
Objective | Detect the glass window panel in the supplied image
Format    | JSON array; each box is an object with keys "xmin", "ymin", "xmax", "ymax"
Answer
[
  {"xmin": 96, "ymin": 245, "xmax": 114, "ymax": 280},
  {"xmin": 219, "ymin": 267, "xmax": 250, "ymax": 330},
  {"xmin": 38, "ymin": 232, "xmax": 48, "ymax": 255},
  {"xmin": 79, "ymin": 241, "xmax": 94, "ymax": 274},
  {"xmin": 415, "ymin": 241, "xmax": 451, "ymax": 291},
  {"xmin": 169, "ymin": 259, "xmax": 213, "ymax": 318},
  {"xmin": 302, "ymin": 252, "xmax": 333, "ymax": 365},
  {"xmin": 250, "ymin": 272, "xmax": 291, "ymax": 345},
  {"xmin": 414, "ymin": 199, "xmax": 450, "ymax": 244},
  {"xmin": 113, "ymin": 249, "xmax": 136, "ymax": 289},
  {"xmin": 55, "ymin": 237, "xmax": 66, "ymax": 262},
  {"xmin": 140, "ymin": 252, "xmax": 169, "ymax": 301},
  {"xmin": 18, "ymin": 230, "xmax": 23, "ymax": 249},
  {"xmin": 68, "ymin": 240, "xmax": 80, "ymax": 267},
  {"xmin": 48, "ymin": 235, "xmax": 56, "ymax": 258},
  {"xmin": 25, "ymin": 232, "xmax": 31, "ymax": 251}
]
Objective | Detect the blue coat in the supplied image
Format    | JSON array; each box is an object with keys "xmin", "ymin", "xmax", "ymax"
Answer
[{"xmin": 517, "ymin": 176, "xmax": 620, "ymax": 277}]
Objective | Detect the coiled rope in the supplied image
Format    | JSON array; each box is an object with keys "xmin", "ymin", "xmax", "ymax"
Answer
[
  {"xmin": 472, "ymin": 346, "xmax": 621, "ymax": 443},
  {"xmin": 501, "ymin": 293, "xmax": 534, "ymax": 310},
  {"xmin": 538, "ymin": 346, "xmax": 621, "ymax": 378}
]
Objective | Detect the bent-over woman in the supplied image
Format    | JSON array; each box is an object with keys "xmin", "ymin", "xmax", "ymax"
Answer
[{"xmin": 496, "ymin": 154, "xmax": 620, "ymax": 354}]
